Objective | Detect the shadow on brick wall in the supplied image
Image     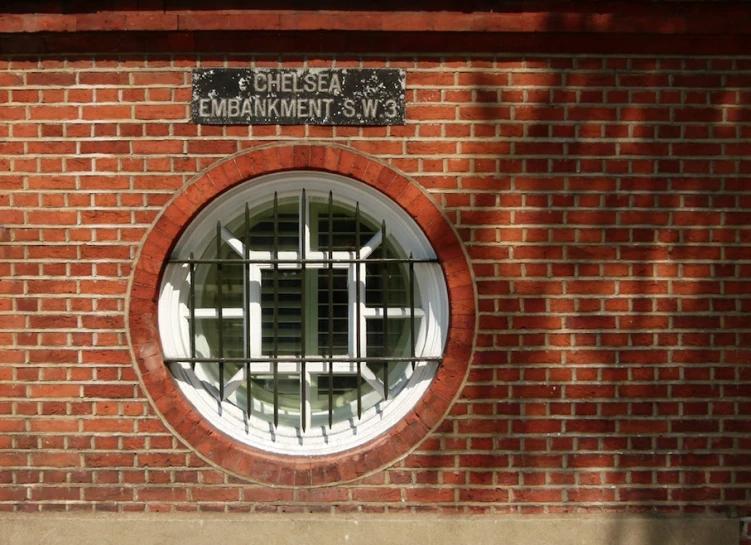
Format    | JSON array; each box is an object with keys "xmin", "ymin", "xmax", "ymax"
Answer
[{"xmin": 442, "ymin": 37, "xmax": 750, "ymax": 542}]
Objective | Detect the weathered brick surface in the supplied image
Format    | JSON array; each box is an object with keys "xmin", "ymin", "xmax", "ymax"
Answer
[
  {"xmin": 1, "ymin": 5, "xmax": 750, "ymax": 36},
  {"xmin": 0, "ymin": 49, "xmax": 750, "ymax": 519}
]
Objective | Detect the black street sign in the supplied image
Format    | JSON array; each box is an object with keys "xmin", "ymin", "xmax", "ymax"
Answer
[{"xmin": 191, "ymin": 68, "xmax": 406, "ymax": 126}]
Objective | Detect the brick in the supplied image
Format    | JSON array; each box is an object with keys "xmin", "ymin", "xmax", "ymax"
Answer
[
  {"xmin": 26, "ymin": 72, "xmax": 76, "ymax": 86},
  {"xmin": 134, "ymin": 104, "xmax": 187, "ymax": 120}
]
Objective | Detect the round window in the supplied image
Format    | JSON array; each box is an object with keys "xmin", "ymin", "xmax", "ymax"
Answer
[{"xmin": 159, "ymin": 171, "xmax": 449, "ymax": 456}]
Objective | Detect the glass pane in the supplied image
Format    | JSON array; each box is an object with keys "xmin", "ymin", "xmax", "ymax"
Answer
[
  {"xmin": 196, "ymin": 260, "xmax": 246, "ymax": 309},
  {"xmin": 194, "ymin": 258, "xmax": 246, "ymax": 360},
  {"xmin": 248, "ymin": 200, "xmax": 299, "ymax": 253},
  {"xmin": 250, "ymin": 374, "xmax": 301, "ymax": 412},
  {"xmin": 261, "ymin": 269, "xmax": 303, "ymax": 356},
  {"xmin": 222, "ymin": 198, "xmax": 300, "ymax": 253},
  {"xmin": 317, "ymin": 268, "xmax": 349, "ymax": 356},
  {"xmin": 366, "ymin": 317, "xmax": 415, "ymax": 360},
  {"xmin": 312, "ymin": 374, "xmax": 375, "ymax": 415},
  {"xmin": 365, "ymin": 245, "xmax": 409, "ymax": 308},
  {"xmin": 310, "ymin": 199, "xmax": 377, "ymax": 252}
]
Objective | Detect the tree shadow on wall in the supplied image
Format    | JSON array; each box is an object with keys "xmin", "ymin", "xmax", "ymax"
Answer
[{"xmin": 439, "ymin": 27, "xmax": 750, "ymax": 545}]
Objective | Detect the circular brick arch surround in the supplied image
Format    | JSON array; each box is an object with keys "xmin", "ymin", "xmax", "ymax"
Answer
[{"xmin": 127, "ymin": 143, "xmax": 477, "ymax": 487}]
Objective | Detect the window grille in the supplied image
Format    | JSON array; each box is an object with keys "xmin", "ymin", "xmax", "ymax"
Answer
[{"xmin": 163, "ymin": 189, "xmax": 442, "ymax": 434}]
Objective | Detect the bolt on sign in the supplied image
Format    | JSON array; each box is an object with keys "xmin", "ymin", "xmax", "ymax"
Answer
[{"xmin": 191, "ymin": 68, "xmax": 406, "ymax": 126}]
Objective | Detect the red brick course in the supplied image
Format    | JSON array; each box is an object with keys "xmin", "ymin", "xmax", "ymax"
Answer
[{"xmin": 0, "ymin": 3, "xmax": 750, "ymax": 37}]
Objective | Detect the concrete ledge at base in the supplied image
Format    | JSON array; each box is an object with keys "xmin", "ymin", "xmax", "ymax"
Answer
[{"xmin": 0, "ymin": 513, "xmax": 739, "ymax": 545}]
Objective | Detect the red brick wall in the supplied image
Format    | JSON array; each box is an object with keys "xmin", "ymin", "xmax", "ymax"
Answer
[{"xmin": 1, "ymin": 50, "xmax": 750, "ymax": 519}]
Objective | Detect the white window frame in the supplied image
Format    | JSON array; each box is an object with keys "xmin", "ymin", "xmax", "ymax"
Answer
[{"xmin": 159, "ymin": 171, "xmax": 448, "ymax": 456}]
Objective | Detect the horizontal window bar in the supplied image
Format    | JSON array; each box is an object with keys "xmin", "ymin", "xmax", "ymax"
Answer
[
  {"xmin": 167, "ymin": 257, "xmax": 439, "ymax": 265},
  {"xmin": 191, "ymin": 307, "xmax": 426, "ymax": 319},
  {"xmin": 165, "ymin": 356, "xmax": 441, "ymax": 364}
]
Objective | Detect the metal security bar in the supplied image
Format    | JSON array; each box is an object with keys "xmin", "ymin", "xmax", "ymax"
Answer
[{"xmin": 164, "ymin": 190, "xmax": 441, "ymax": 432}]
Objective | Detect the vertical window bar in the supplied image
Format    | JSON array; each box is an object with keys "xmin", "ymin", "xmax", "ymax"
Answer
[
  {"xmin": 273, "ymin": 192, "xmax": 280, "ymax": 429},
  {"xmin": 244, "ymin": 204, "xmax": 251, "ymax": 418},
  {"xmin": 216, "ymin": 222, "xmax": 224, "ymax": 405},
  {"xmin": 381, "ymin": 220, "xmax": 388, "ymax": 401},
  {"xmin": 409, "ymin": 253, "xmax": 416, "ymax": 371},
  {"xmin": 300, "ymin": 190, "xmax": 307, "ymax": 432},
  {"xmin": 355, "ymin": 202, "xmax": 362, "ymax": 420},
  {"xmin": 189, "ymin": 252, "xmax": 196, "ymax": 372},
  {"xmin": 327, "ymin": 191, "xmax": 334, "ymax": 429}
]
